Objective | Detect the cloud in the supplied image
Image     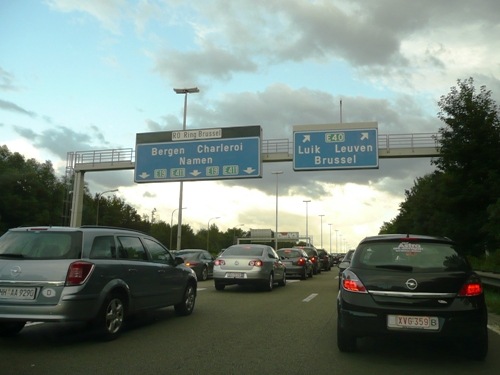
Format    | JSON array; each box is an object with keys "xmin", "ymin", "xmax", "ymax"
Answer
[
  {"xmin": 0, "ymin": 99, "xmax": 36, "ymax": 117},
  {"xmin": 0, "ymin": 68, "xmax": 22, "ymax": 92},
  {"xmin": 12, "ymin": 125, "xmax": 99, "ymax": 160},
  {"xmin": 46, "ymin": 0, "xmax": 130, "ymax": 35}
]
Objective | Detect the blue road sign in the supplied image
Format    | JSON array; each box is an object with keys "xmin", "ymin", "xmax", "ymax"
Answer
[
  {"xmin": 293, "ymin": 128, "xmax": 379, "ymax": 170},
  {"xmin": 135, "ymin": 137, "xmax": 261, "ymax": 182}
]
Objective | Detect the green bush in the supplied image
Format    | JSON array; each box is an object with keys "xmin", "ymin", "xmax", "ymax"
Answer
[{"xmin": 468, "ymin": 250, "xmax": 500, "ymax": 273}]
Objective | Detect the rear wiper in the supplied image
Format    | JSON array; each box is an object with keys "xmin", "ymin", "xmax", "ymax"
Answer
[
  {"xmin": 375, "ymin": 264, "xmax": 413, "ymax": 271},
  {"xmin": 0, "ymin": 253, "xmax": 25, "ymax": 258}
]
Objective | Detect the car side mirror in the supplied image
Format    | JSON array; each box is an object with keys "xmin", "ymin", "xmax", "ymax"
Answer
[{"xmin": 175, "ymin": 256, "xmax": 184, "ymax": 266}]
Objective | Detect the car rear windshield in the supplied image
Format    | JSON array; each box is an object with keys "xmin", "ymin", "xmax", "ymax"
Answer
[
  {"xmin": 277, "ymin": 249, "xmax": 303, "ymax": 258},
  {"xmin": 0, "ymin": 230, "xmax": 83, "ymax": 259},
  {"xmin": 353, "ymin": 240, "xmax": 469, "ymax": 271},
  {"xmin": 223, "ymin": 246, "xmax": 264, "ymax": 257}
]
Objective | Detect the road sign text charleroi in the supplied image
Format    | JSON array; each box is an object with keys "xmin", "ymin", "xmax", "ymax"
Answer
[{"xmin": 134, "ymin": 126, "xmax": 262, "ymax": 182}]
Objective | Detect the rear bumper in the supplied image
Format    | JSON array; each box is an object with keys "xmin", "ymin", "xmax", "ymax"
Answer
[
  {"xmin": 0, "ymin": 298, "xmax": 100, "ymax": 323},
  {"xmin": 284, "ymin": 266, "xmax": 307, "ymax": 276},
  {"xmin": 213, "ymin": 269, "xmax": 270, "ymax": 285},
  {"xmin": 338, "ymin": 292, "xmax": 488, "ymax": 339}
]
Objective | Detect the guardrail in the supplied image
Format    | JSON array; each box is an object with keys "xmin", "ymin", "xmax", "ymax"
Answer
[
  {"xmin": 69, "ymin": 132, "xmax": 441, "ymax": 168},
  {"xmin": 476, "ymin": 271, "xmax": 500, "ymax": 290}
]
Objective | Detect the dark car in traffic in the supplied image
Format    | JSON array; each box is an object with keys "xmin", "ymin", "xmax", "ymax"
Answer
[
  {"xmin": 0, "ymin": 226, "xmax": 197, "ymax": 341},
  {"xmin": 337, "ymin": 234, "xmax": 488, "ymax": 360},
  {"xmin": 277, "ymin": 248, "xmax": 313, "ymax": 280},
  {"xmin": 294, "ymin": 246, "xmax": 321, "ymax": 274},
  {"xmin": 317, "ymin": 249, "xmax": 331, "ymax": 271},
  {"xmin": 337, "ymin": 249, "xmax": 354, "ymax": 287},
  {"xmin": 176, "ymin": 249, "xmax": 215, "ymax": 281}
]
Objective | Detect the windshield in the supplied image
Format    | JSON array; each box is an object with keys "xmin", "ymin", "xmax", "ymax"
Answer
[
  {"xmin": 354, "ymin": 241, "xmax": 469, "ymax": 271},
  {"xmin": 0, "ymin": 230, "xmax": 82, "ymax": 259},
  {"xmin": 223, "ymin": 246, "xmax": 264, "ymax": 257},
  {"xmin": 277, "ymin": 249, "xmax": 303, "ymax": 258}
]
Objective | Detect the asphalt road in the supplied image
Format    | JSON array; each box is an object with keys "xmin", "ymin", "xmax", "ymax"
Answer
[{"xmin": 1, "ymin": 268, "xmax": 500, "ymax": 375}]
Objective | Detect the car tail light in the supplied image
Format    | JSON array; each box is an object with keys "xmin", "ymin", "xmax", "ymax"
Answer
[
  {"xmin": 458, "ymin": 277, "xmax": 483, "ymax": 297},
  {"xmin": 311, "ymin": 256, "xmax": 317, "ymax": 263},
  {"xmin": 249, "ymin": 260, "xmax": 263, "ymax": 267},
  {"xmin": 215, "ymin": 259, "xmax": 225, "ymax": 266},
  {"xmin": 297, "ymin": 258, "xmax": 306, "ymax": 266},
  {"xmin": 185, "ymin": 262, "xmax": 199, "ymax": 267},
  {"xmin": 66, "ymin": 261, "xmax": 94, "ymax": 286},
  {"xmin": 342, "ymin": 270, "xmax": 367, "ymax": 293}
]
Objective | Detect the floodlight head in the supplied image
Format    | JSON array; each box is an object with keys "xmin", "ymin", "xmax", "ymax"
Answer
[{"xmin": 174, "ymin": 87, "xmax": 200, "ymax": 94}]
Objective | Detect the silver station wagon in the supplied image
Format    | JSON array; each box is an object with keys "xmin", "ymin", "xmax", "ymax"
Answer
[{"xmin": 0, "ymin": 226, "xmax": 197, "ymax": 340}]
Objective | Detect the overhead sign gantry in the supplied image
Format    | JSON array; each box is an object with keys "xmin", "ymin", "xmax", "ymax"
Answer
[
  {"xmin": 135, "ymin": 125, "xmax": 262, "ymax": 183},
  {"xmin": 293, "ymin": 122, "xmax": 379, "ymax": 171}
]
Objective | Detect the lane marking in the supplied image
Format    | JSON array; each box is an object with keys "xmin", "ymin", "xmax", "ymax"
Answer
[{"xmin": 303, "ymin": 293, "xmax": 318, "ymax": 302}]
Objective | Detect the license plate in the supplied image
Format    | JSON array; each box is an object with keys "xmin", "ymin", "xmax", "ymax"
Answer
[
  {"xmin": 226, "ymin": 272, "xmax": 244, "ymax": 278},
  {"xmin": 387, "ymin": 315, "xmax": 439, "ymax": 330},
  {"xmin": 0, "ymin": 287, "xmax": 37, "ymax": 300}
]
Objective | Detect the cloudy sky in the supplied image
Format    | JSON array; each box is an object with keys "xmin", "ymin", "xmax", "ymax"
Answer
[{"xmin": 2, "ymin": 0, "xmax": 500, "ymax": 251}]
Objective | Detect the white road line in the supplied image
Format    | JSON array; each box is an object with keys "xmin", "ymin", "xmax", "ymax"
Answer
[
  {"xmin": 302, "ymin": 293, "xmax": 318, "ymax": 302},
  {"xmin": 287, "ymin": 280, "xmax": 300, "ymax": 283},
  {"xmin": 197, "ymin": 288, "xmax": 207, "ymax": 291}
]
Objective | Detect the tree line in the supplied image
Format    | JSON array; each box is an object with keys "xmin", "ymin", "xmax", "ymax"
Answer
[{"xmin": 380, "ymin": 78, "xmax": 500, "ymax": 257}]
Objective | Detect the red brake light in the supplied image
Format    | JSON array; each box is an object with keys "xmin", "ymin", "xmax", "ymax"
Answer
[
  {"xmin": 185, "ymin": 262, "xmax": 199, "ymax": 267},
  {"xmin": 297, "ymin": 258, "xmax": 305, "ymax": 266},
  {"xmin": 311, "ymin": 256, "xmax": 317, "ymax": 263},
  {"xmin": 66, "ymin": 261, "xmax": 94, "ymax": 286},
  {"xmin": 215, "ymin": 259, "xmax": 225, "ymax": 266},
  {"xmin": 342, "ymin": 270, "xmax": 367, "ymax": 293},
  {"xmin": 458, "ymin": 282, "xmax": 483, "ymax": 297},
  {"xmin": 249, "ymin": 260, "xmax": 263, "ymax": 267}
]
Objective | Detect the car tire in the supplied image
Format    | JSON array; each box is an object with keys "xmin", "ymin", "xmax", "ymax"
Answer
[
  {"xmin": 97, "ymin": 292, "xmax": 125, "ymax": 342},
  {"xmin": 301, "ymin": 269, "xmax": 307, "ymax": 280},
  {"xmin": 200, "ymin": 266, "xmax": 208, "ymax": 281},
  {"xmin": 0, "ymin": 321, "xmax": 26, "ymax": 337},
  {"xmin": 263, "ymin": 273, "xmax": 274, "ymax": 292},
  {"xmin": 215, "ymin": 282, "xmax": 225, "ymax": 291},
  {"xmin": 278, "ymin": 272, "xmax": 286, "ymax": 286},
  {"xmin": 174, "ymin": 283, "xmax": 196, "ymax": 316},
  {"xmin": 337, "ymin": 315, "xmax": 357, "ymax": 352},
  {"xmin": 308, "ymin": 268, "xmax": 313, "ymax": 278},
  {"xmin": 464, "ymin": 330, "xmax": 488, "ymax": 360}
]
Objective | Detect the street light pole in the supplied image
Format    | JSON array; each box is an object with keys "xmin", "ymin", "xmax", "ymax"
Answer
[
  {"xmin": 96, "ymin": 189, "xmax": 118, "ymax": 225},
  {"xmin": 207, "ymin": 216, "xmax": 220, "ymax": 253},
  {"xmin": 170, "ymin": 207, "xmax": 187, "ymax": 250},
  {"xmin": 328, "ymin": 224, "xmax": 332, "ymax": 254},
  {"xmin": 272, "ymin": 171, "xmax": 283, "ymax": 250},
  {"xmin": 174, "ymin": 87, "xmax": 199, "ymax": 250},
  {"xmin": 303, "ymin": 200, "xmax": 311, "ymax": 245},
  {"xmin": 335, "ymin": 229, "xmax": 338, "ymax": 253},
  {"xmin": 319, "ymin": 214, "xmax": 325, "ymax": 249}
]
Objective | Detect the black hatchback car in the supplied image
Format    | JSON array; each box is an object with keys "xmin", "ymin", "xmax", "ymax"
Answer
[{"xmin": 337, "ymin": 234, "xmax": 488, "ymax": 360}]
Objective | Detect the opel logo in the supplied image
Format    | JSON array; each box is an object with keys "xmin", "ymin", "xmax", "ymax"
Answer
[
  {"xmin": 11, "ymin": 266, "xmax": 21, "ymax": 277},
  {"xmin": 235, "ymin": 261, "xmax": 239, "ymax": 265},
  {"xmin": 405, "ymin": 278, "xmax": 418, "ymax": 290}
]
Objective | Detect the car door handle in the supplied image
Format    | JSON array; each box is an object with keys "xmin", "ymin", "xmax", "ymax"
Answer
[
  {"xmin": 158, "ymin": 269, "xmax": 166, "ymax": 274},
  {"xmin": 128, "ymin": 269, "xmax": 138, "ymax": 274}
]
